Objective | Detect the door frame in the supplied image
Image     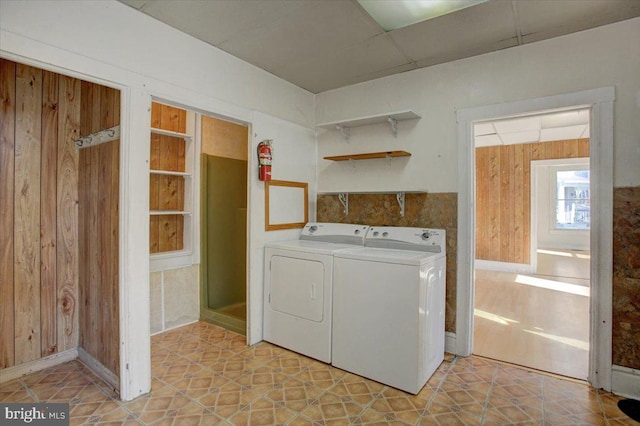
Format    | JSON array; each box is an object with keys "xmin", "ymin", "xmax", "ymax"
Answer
[{"xmin": 456, "ymin": 87, "xmax": 614, "ymax": 390}]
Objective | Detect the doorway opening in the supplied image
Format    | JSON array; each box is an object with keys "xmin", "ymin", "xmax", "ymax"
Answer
[
  {"xmin": 472, "ymin": 109, "xmax": 591, "ymax": 379},
  {"xmin": 457, "ymin": 87, "xmax": 614, "ymax": 389},
  {"xmin": 200, "ymin": 115, "xmax": 249, "ymax": 335}
]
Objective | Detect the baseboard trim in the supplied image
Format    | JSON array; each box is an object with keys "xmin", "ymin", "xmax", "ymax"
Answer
[
  {"xmin": 612, "ymin": 364, "xmax": 640, "ymax": 399},
  {"xmin": 475, "ymin": 259, "xmax": 534, "ymax": 274},
  {"xmin": 445, "ymin": 332, "xmax": 457, "ymax": 355},
  {"xmin": 77, "ymin": 347, "xmax": 120, "ymax": 391},
  {"xmin": 151, "ymin": 319, "xmax": 200, "ymax": 336},
  {"xmin": 0, "ymin": 348, "xmax": 78, "ymax": 384}
]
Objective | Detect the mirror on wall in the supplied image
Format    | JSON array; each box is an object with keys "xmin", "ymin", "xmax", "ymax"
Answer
[{"xmin": 265, "ymin": 180, "xmax": 308, "ymax": 231}]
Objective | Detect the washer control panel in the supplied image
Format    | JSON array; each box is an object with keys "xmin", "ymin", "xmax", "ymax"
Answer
[
  {"xmin": 364, "ymin": 226, "xmax": 445, "ymax": 254},
  {"xmin": 300, "ymin": 222, "xmax": 370, "ymax": 244}
]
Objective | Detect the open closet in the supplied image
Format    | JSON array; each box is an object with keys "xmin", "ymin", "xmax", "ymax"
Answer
[{"xmin": 0, "ymin": 59, "xmax": 121, "ymax": 390}]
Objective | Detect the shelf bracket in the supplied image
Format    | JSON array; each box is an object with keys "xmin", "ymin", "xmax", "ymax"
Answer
[
  {"xmin": 338, "ymin": 193, "xmax": 349, "ymax": 216},
  {"xmin": 396, "ymin": 192, "xmax": 405, "ymax": 217},
  {"xmin": 336, "ymin": 124, "xmax": 350, "ymax": 142},
  {"xmin": 388, "ymin": 117, "xmax": 398, "ymax": 137}
]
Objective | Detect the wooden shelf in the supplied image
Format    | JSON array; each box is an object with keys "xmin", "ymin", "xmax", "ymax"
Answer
[
  {"xmin": 150, "ymin": 169, "xmax": 191, "ymax": 177},
  {"xmin": 318, "ymin": 190, "xmax": 427, "ymax": 194},
  {"xmin": 149, "ymin": 210, "xmax": 191, "ymax": 216},
  {"xmin": 150, "ymin": 127, "xmax": 192, "ymax": 139},
  {"xmin": 324, "ymin": 150, "xmax": 411, "ymax": 162},
  {"xmin": 317, "ymin": 110, "xmax": 420, "ymax": 130}
]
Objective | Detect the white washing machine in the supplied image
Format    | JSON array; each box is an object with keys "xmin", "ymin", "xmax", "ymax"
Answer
[
  {"xmin": 263, "ymin": 222, "xmax": 369, "ymax": 363},
  {"xmin": 332, "ymin": 226, "xmax": 446, "ymax": 394}
]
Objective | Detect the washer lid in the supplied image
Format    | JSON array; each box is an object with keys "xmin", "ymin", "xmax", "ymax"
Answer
[
  {"xmin": 265, "ymin": 239, "xmax": 362, "ymax": 255},
  {"xmin": 334, "ymin": 246, "xmax": 444, "ymax": 265}
]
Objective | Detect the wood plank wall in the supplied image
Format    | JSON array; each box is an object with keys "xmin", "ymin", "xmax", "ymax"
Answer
[
  {"xmin": 78, "ymin": 83, "xmax": 120, "ymax": 377},
  {"xmin": 0, "ymin": 60, "xmax": 80, "ymax": 367},
  {"xmin": 475, "ymin": 139, "xmax": 589, "ymax": 263},
  {"xmin": 0, "ymin": 59, "xmax": 120, "ymax": 379},
  {"xmin": 149, "ymin": 102, "xmax": 186, "ymax": 253}
]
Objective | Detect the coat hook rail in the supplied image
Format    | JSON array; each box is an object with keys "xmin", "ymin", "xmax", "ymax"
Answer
[{"xmin": 76, "ymin": 125, "xmax": 120, "ymax": 149}]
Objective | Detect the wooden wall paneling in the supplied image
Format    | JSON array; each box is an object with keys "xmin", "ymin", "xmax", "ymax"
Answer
[
  {"xmin": 77, "ymin": 147, "xmax": 89, "ymax": 351},
  {"xmin": 100, "ymin": 85, "xmax": 119, "ymax": 376},
  {"xmin": 177, "ymin": 137, "xmax": 186, "ymax": 172},
  {"xmin": 56, "ymin": 75, "xmax": 80, "ymax": 352},
  {"xmin": 499, "ymin": 144, "xmax": 512, "ymax": 262},
  {"xmin": 150, "ymin": 216, "xmax": 160, "ymax": 253},
  {"xmin": 151, "ymin": 102, "xmax": 161, "ymax": 129},
  {"xmin": 97, "ymin": 141, "xmax": 112, "ymax": 373},
  {"xmin": 40, "ymin": 70, "xmax": 58, "ymax": 357},
  {"xmin": 160, "ymin": 103, "xmax": 186, "ymax": 133},
  {"xmin": 158, "ymin": 215, "xmax": 176, "ymax": 252},
  {"xmin": 77, "ymin": 80, "xmax": 90, "ymax": 352},
  {"xmin": 13, "ymin": 63, "xmax": 43, "ymax": 364},
  {"xmin": 475, "ymin": 148, "xmax": 488, "ymax": 260},
  {"xmin": 150, "ymin": 134, "xmax": 160, "ymax": 253},
  {"xmin": 0, "ymin": 59, "xmax": 16, "ymax": 369},
  {"xmin": 476, "ymin": 139, "xmax": 590, "ymax": 263},
  {"xmin": 578, "ymin": 139, "xmax": 589, "ymax": 157},
  {"xmin": 109, "ymin": 140, "xmax": 120, "ymax": 376},
  {"xmin": 487, "ymin": 146, "xmax": 501, "ymax": 261},
  {"xmin": 87, "ymin": 136, "xmax": 100, "ymax": 357},
  {"xmin": 522, "ymin": 146, "xmax": 532, "ymax": 262},
  {"xmin": 512, "ymin": 144, "xmax": 526, "ymax": 263}
]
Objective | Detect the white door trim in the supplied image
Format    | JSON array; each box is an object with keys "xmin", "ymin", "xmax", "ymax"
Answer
[{"xmin": 456, "ymin": 87, "xmax": 614, "ymax": 390}]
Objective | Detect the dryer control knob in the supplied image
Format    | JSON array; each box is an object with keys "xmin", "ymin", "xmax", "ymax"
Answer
[
  {"xmin": 422, "ymin": 232, "xmax": 430, "ymax": 240},
  {"xmin": 373, "ymin": 231, "xmax": 379, "ymax": 237},
  {"xmin": 382, "ymin": 232, "xmax": 389, "ymax": 237},
  {"xmin": 309, "ymin": 225, "xmax": 318, "ymax": 233},
  {"xmin": 354, "ymin": 229, "xmax": 360, "ymax": 235}
]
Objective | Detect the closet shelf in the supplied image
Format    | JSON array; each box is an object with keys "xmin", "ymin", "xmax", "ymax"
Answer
[
  {"xmin": 151, "ymin": 127, "xmax": 192, "ymax": 139},
  {"xmin": 324, "ymin": 150, "xmax": 411, "ymax": 161},
  {"xmin": 150, "ymin": 169, "xmax": 192, "ymax": 177},
  {"xmin": 149, "ymin": 210, "xmax": 192, "ymax": 216},
  {"xmin": 316, "ymin": 110, "xmax": 420, "ymax": 130}
]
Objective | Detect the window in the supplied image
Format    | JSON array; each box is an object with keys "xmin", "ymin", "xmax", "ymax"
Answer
[{"xmin": 555, "ymin": 170, "xmax": 590, "ymax": 229}]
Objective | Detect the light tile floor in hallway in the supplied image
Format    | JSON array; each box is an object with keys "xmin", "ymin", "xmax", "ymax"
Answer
[{"xmin": 1, "ymin": 321, "xmax": 635, "ymax": 425}]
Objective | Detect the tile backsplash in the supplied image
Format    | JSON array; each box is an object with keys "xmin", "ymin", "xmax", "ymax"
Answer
[{"xmin": 612, "ymin": 186, "xmax": 640, "ymax": 369}]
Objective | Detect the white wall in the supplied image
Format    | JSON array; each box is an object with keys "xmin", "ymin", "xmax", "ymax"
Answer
[
  {"xmin": 0, "ymin": 0, "xmax": 316, "ymax": 400},
  {"xmin": 247, "ymin": 112, "xmax": 317, "ymax": 345},
  {"xmin": 0, "ymin": 0, "xmax": 314, "ymax": 128},
  {"xmin": 316, "ymin": 18, "xmax": 640, "ymax": 192}
]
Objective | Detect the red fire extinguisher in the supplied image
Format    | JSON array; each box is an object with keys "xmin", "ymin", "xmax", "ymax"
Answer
[{"xmin": 257, "ymin": 139, "xmax": 273, "ymax": 181}]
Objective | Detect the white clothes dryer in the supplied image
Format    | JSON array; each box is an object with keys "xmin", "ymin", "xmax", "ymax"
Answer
[
  {"xmin": 263, "ymin": 222, "xmax": 369, "ymax": 363},
  {"xmin": 332, "ymin": 226, "xmax": 446, "ymax": 394}
]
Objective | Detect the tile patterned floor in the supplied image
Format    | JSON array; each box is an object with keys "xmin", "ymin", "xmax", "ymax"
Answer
[{"xmin": 1, "ymin": 321, "xmax": 636, "ymax": 425}]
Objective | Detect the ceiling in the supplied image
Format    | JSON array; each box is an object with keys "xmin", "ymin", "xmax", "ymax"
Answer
[
  {"xmin": 118, "ymin": 0, "xmax": 640, "ymax": 94},
  {"xmin": 474, "ymin": 108, "xmax": 590, "ymax": 147}
]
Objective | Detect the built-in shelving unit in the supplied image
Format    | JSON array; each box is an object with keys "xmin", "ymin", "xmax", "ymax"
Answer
[
  {"xmin": 324, "ymin": 150, "xmax": 411, "ymax": 161},
  {"xmin": 317, "ymin": 110, "xmax": 420, "ymax": 140},
  {"xmin": 149, "ymin": 210, "xmax": 192, "ymax": 216},
  {"xmin": 149, "ymin": 103, "xmax": 196, "ymax": 266}
]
